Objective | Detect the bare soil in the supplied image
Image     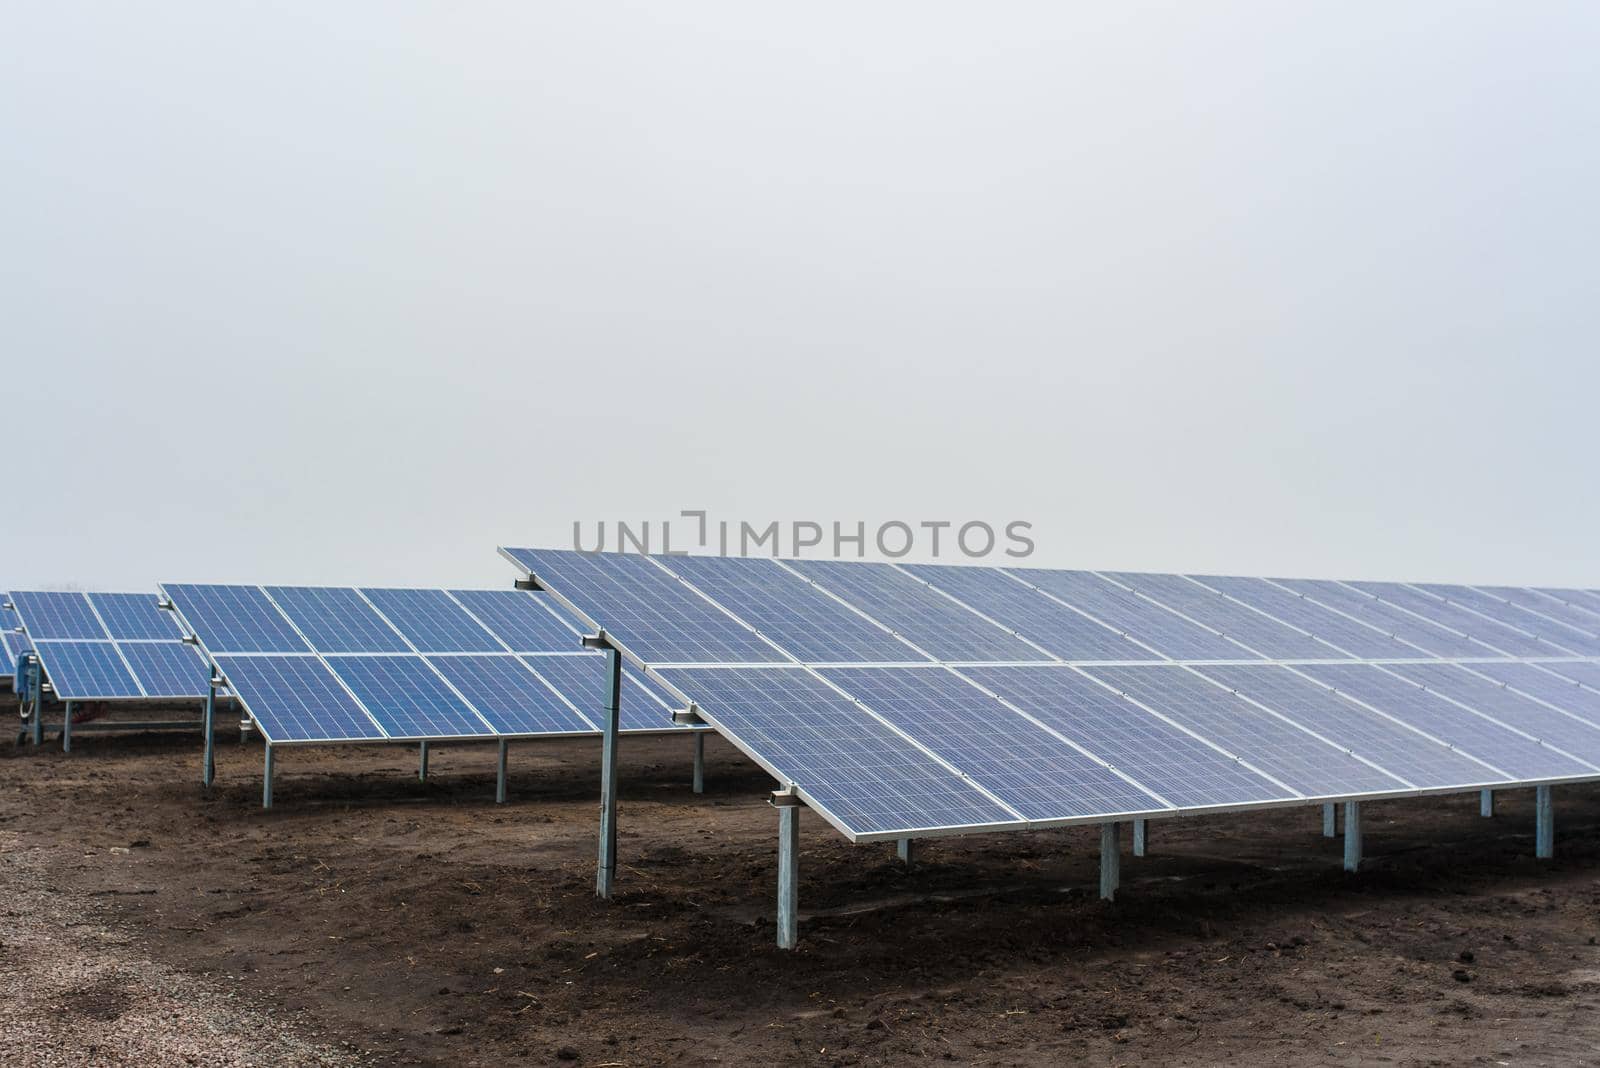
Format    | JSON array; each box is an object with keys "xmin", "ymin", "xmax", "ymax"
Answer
[{"xmin": 5, "ymin": 705, "xmax": 1600, "ymax": 1066}]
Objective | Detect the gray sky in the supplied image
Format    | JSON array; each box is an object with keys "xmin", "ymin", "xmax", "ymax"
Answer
[{"xmin": 4, "ymin": 3, "xmax": 1598, "ymax": 591}]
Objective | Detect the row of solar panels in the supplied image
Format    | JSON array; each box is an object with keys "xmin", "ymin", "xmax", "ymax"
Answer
[{"xmin": 503, "ymin": 550, "xmax": 1600, "ymax": 840}]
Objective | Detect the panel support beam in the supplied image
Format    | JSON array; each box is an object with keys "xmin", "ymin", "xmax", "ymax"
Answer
[
  {"xmin": 496, "ymin": 739, "xmax": 509, "ymax": 804},
  {"xmin": 692, "ymin": 732, "xmax": 705, "ymax": 795},
  {"xmin": 61, "ymin": 700, "xmax": 73, "ymax": 753},
  {"xmin": 418, "ymin": 741, "xmax": 430, "ymax": 782},
  {"xmin": 1480, "ymin": 788, "xmax": 1494, "ymax": 818},
  {"xmin": 777, "ymin": 803, "xmax": 799, "ymax": 949},
  {"xmin": 1322, "ymin": 802, "xmax": 1337, "ymax": 838},
  {"xmin": 596, "ymin": 645, "xmax": 622, "ymax": 900},
  {"xmin": 1132, "ymin": 818, "xmax": 1148, "ymax": 858},
  {"xmin": 1343, "ymin": 801, "xmax": 1361, "ymax": 872},
  {"xmin": 1100, "ymin": 821, "xmax": 1122, "ymax": 901},
  {"xmin": 1536, "ymin": 785, "xmax": 1554, "ymax": 859},
  {"xmin": 263, "ymin": 744, "xmax": 274, "ymax": 810}
]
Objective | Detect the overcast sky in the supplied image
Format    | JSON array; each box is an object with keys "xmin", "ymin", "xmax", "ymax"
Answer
[{"xmin": 4, "ymin": 3, "xmax": 1598, "ymax": 592}]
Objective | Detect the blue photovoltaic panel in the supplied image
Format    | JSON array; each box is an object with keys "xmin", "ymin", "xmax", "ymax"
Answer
[
  {"xmin": 326, "ymin": 655, "xmax": 490, "ymax": 739},
  {"xmin": 448, "ymin": 589, "xmax": 581, "ymax": 653},
  {"xmin": 1272, "ymin": 579, "xmax": 1490, "ymax": 658},
  {"xmin": 360, "ymin": 587, "xmax": 502, "ymax": 653},
  {"xmin": 88, "ymin": 592, "xmax": 181, "ymax": 640},
  {"xmin": 1533, "ymin": 588, "xmax": 1600, "ymax": 623},
  {"xmin": 1344, "ymin": 581, "xmax": 1556, "ymax": 657},
  {"xmin": 33, "ymin": 641, "xmax": 144, "ymax": 699},
  {"xmin": 523, "ymin": 653, "xmax": 685, "ymax": 733},
  {"xmin": 1107, "ymin": 572, "xmax": 1346, "ymax": 660},
  {"xmin": 1449, "ymin": 662, "xmax": 1600, "ymax": 734},
  {"xmin": 784, "ymin": 560, "xmax": 1050, "ymax": 663},
  {"xmin": 1086, "ymin": 665, "xmax": 1403, "ymax": 797},
  {"xmin": 1299, "ymin": 663, "xmax": 1597, "ymax": 781},
  {"xmin": 901, "ymin": 564, "xmax": 1158, "ymax": 662},
  {"xmin": 1480, "ymin": 586, "xmax": 1600, "ymax": 639},
  {"xmin": 1411, "ymin": 585, "xmax": 1600, "ymax": 656},
  {"xmin": 965, "ymin": 666, "xmax": 1290, "ymax": 808},
  {"xmin": 1545, "ymin": 661, "xmax": 1600, "ymax": 693},
  {"xmin": 266, "ymin": 586, "xmax": 410, "ymax": 654},
  {"xmin": 1383, "ymin": 663, "xmax": 1600, "ymax": 762},
  {"xmin": 665, "ymin": 555, "xmax": 924, "ymax": 663},
  {"xmin": 215, "ymin": 655, "xmax": 381, "ymax": 742},
  {"xmin": 1, "ymin": 626, "xmax": 29, "ymax": 671},
  {"xmin": 820, "ymin": 666, "xmax": 1163, "ymax": 820},
  {"xmin": 1192, "ymin": 575, "xmax": 1421, "ymax": 659},
  {"xmin": 428, "ymin": 655, "xmax": 597, "ymax": 735},
  {"xmin": 504, "ymin": 548, "xmax": 785, "ymax": 664},
  {"xmin": 657, "ymin": 666, "xmax": 1018, "ymax": 836},
  {"xmin": 118, "ymin": 642, "xmax": 211, "ymax": 699},
  {"xmin": 11, "ymin": 591, "xmax": 105, "ymax": 640},
  {"xmin": 1006, "ymin": 570, "xmax": 1252, "ymax": 661},
  {"xmin": 1195, "ymin": 664, "xmax": 1505, "ymax": 788},
  {"xmin": 163, "ymin": 584, "xmax": 309, "ymax": 654}
]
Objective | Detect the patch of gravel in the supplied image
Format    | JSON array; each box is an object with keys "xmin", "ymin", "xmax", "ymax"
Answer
[{"xmin": 0, "ymin": 831, "xmax": 356, "ymax": 1067}]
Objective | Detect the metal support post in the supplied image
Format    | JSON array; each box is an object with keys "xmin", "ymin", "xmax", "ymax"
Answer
[
  {"xmin": 596, "ymin": 646, "xmax": 622, "ymax": 899},
  {"xmin": 263, "ymin": 745, "xmax": 274, "ymax": 810},
  {"xmin": 418, "ymin": 741, "xmax": 430, "ymax": 782},
  {"xmin": 1100, "ymin": 821, "xmax": 1122, "ymax": 901},
  {"xmin": 31, "ymin": 661, "xmax": 44, "ymax": 747},
  {"xmin": 692, "ymin": 732, "xmax": 705, "ymax": 794},
  {"xmin": 203, "ymin": 677, "xmax": 217, "ymax": 787},
  {"xmin": 1343, "ymin": 801, "xmax": 1361, "ymax": 872},
  {"xmin": 896, "ymin": 838, "xmax": 915, "ymax": 865},
  {"xmin": 777, "ymin": 803, "xmax": 799, "ymax": 949},
  {"xmin": 496, "ymin": 739, "xmax": 509, "ymax": 804},
  {"xmin": 1480, "ymin": 788, "xmax": 1494, "ymax": 818},
  {"xmin": 62, "ymin": 700, "xmax": 73, "ymax": 753},
  {"xmin": 1133, "ymin": 818, "xmax": 1147, "ymax": 857},
  {"xmin": 1536, "ymin": 785, "xmax": 1554, "ymax": 859},
  {"xmin": 1323, "ymin": 802, "xmax": 1337, "ymax": 837}
]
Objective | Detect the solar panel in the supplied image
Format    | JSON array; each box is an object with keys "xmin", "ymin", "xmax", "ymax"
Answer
[
  {"xmin": 1271, "ymin": 579, "xmax": 1491, "ymax": 658},
  {"xmin": 1451, "ymin": 662, "xmax": 1600, "ymax": 733},
  {"xmin": 428, "ymin": 655, "xmax": 597, "ymax": 735},
  {"xmin": 11, "ymin": 591, "xmax": 105, "ymax": 640},
  {"xmin": 1196, "ymin": 664, "xmax": 1505, "ymax": 789},
  {"xmin": 1479, "ymin": 586, "xmax": 1600, "ymax": 640},
  {"xmin": 118, "ymin": 642, "xmax": 212, "ymax": 699},
  {"xmin": 1299, "ymin": 663, "xmax": 1598, "ymax": 781},
  {"xmin": 164, "ymin": 584, "xmax": 309, "ymax": 654},
  {"xmin": 504, "ymin": 548, "xmax": 786, "ymax": 664},
  {"xmin": 324, "ymin": 655, "xmax": 491, "ymax": 739},
  {"xmin": 214, "ymin": 654, "xmax": 381, "ymax": 742},
  {"xmin": 664, "ymin": 555, "xmax": 923, "ymax": 663},
  {"xmin": 900, "ymin": 564, "xmax": 1159, "ymax": 662},
  {"xmin": 655, "ymin": 666, "xmax": 1019, "ymax": 837},
  {"xmin": 1192, "ymin": 575, "xmax": 1420, "ymax": 659},
  {"xmin": 1532, "ymin": 588, "xmax": 1600, "ymax": 621},
  {"xmin": 1544, "ymin": 660, "xmax": 1600, "ymax": 692},
  {"xmin": 361, "ymin": 588, "xmax": 502, "ymax": 653},
  {"xmin": 1085, "ymin": 665, "xmax": 1404, "ymax": 797},
  {"xmin": 523, "ymin": 654, "xmax": 684, "ymax": 733},
  {"xmin": 1411, "ymin": 585, "xmax": 1600, "ymax": 656},
  {"xmin": 1107, "ymin": 572, "xmax": 1347, "ymax": 660},
  {"xmin": 1006, "ymin": 569, "xmax": 1252, "ymax": 661},
  {"xmin": 88, "ymin": 592, "xmax": 182, "ymax": 640},
  {"xmin": 1344, "ymin": 581, "xmax": 1556, "ymax": 657},
  {"xmin": 265, "ymin": 586, "xmax": 411, "ymax": 654},
  {"xmin": 784, "ymin": 560, "xmax": 1051, "ymax": 663},
  {"xmin": 31, "ymin": 641, "xmax": 144, "ymax": 698},
  {"xmin": 964, "ymin": 666, "xmax": 1292, "ymax": 808},
  {"xmin": 819, "ymin": 666, "xmax": 1165, "ymax": 820},
  {"xmin": 447, "ymin": 589, "xmax": 581, "ymax": 653}
]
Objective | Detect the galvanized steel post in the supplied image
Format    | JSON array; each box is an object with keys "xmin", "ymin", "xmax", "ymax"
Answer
[
  {"xmin": 418, "ymin": 741, "xmax": 430, "ymax": 782},
  {"xmin": 1322, "ymin": 802, "xmax": 1336, "ymax": 837},
  {"xmin": 692, "ymin": 732, "xmax": 705, "ymax": 795},
  {"xmin": 1536, "ymin": 785, "xmax": 1554, "ymax": 859},
  {"xmin": 596, "ymin": 645, "xmax": 622, "ymax": 899},
  {"xmin": 1100, "ymin": 821, "xmax": 1122, "ymax": 901},
  {"xmin": 1343, "ymin": 801, "xmax": 1361, "ymax": 872},
  {"xmin": 896, "ymin": 838, "xmax": 914, "ymax": 866},
  {"xmin": 1132, "ymin": 818, "xmax": 1147, "ymax": 857},
  {"xmin": 777, "ymin": 804, "xmax": 799, "ymax": 949},
  {"xmin": 263, "ymin": 744, "xmax": 274, "ymax": 810},
  {"xmin": 1480, "ymin": 788, "xmax": 1493, "ymax": 818},
  {"xmin": 203, "ymin": 675, "xmax": 217, "ymax": 787},
  {"xmin": 62, "ymin": 700, "xmax": 73, "ymax": 753},
  {"xmin": 496, "ymin": 739, "xmax": 508, "ymax": 804}
]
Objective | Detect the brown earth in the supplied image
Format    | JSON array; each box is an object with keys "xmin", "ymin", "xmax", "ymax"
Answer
[{"xmin": 5, "ymin": 704, "xmax": 1600, "ymax": 1066}]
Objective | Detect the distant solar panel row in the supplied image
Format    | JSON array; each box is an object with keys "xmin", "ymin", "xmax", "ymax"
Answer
[
  {"xmin": 161, "ymin": 584, "xmax": 692, "ymax": 744},
  {"xmin": 502, "ymin": 549, "xmax": 1600, "ymax": 840},
  {"xmin": 7, "ymin": 590, "xmax": 209, "ymax": 700}
]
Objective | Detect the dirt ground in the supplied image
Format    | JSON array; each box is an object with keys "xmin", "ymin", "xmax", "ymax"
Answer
[{"xmin": 5, "ymin": 703, "xmax": 1600, "ymax": 1067}]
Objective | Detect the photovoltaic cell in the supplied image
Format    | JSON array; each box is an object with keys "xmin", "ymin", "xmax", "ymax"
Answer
[
  {"xmin": 1192, "ymin": 575, "xmax": 1420, "ymax": 659},
  {"xmin": 428, "ymin": 655, "xmax": 597, "ymax": 735},
  {"xmin": 32, "ymin": 641, "xmax": 144, "ymax": 698},
  {"xmin": 1107, "ymin": 572, "xmax": 1346, "ymax": 659},
  {"xmin": 1544, "ymin": 661, "xmax": 1600, "ymax": 693},
  {"xmin": 11, "ymin": 592, "xmax": 105, "ymax": 640},
  {"xmin": 164, "ymin": 584, "xmax": 309, "ymax": 654},
  {"xmin": 1298, "ymin": 663, "xmax": 1597, "ymax": 781},
  {"xmin": 1086, "ymin": 665, "xmax": 1403, "ymax": 796},
  {"xmin": 1533, "ymin": 588, "xmax": 1600, "ymax": 623},
  {"xmin": 1450, "ymin": 662, "xmax": 1600, "ymax": 734},
  {"xmin": 665, "ymin": 555, "xmax": 923, "ymax": 663},
  {"xmin": 326, "ymin": 655, "xmax": 491, "ymax": 738},
  {"xmin": 1480, "ymin": 586, "xmax": 1600, "ymax": 639},
  {"xmin": 1195, "ymin": 664, "xmax": 1505, "ymax": 788},
  {"xmin": 1272, "ymin": 579, "xmax": 1490, "ymax": 658},
  {"xmin": 89, "ymin": 592, "xmax": 182, "ymax": 640},
  {"xmin": 785, "ymin": 559, "xmax": 1050, "ymax": 662},
  {"xmin": 820, "ymin": 666, "xmax": 1164, "ymax": 820},
  {"xmin": 1344, "ymin": 581, "xmax": 1556, "ymax": 657},
  {"xmin": 900, "ymin": 564, "xmax": 1158, "ymax": 662},
  {"xmin": 1006, "ymin": 570, "xmax": 1252, "ymax": 661},
  {"xmin": 965, "ymin": 666, "xmax": 1290, "ymax": 807},
  {"xmin": 505, "ymin": 548, "xmax": 785, "ymax": 664},
  {"xmin": 523, "ymin": 654, "xmax": 683, "ymax": 733},
  {"xmin": 656, "ymin": 666, "xmax": 1018, "ymax": 836},
  {"xmin": 215, "ymin": 655, "xmax": 380, "ymax": 742},
  {"xmin": 119, "ymin": 642, "xmax": 212, "ymax": 698},
  {"xmin": 362, "ymin": 588, "xmax": 502, "ymax": 653},
  {"xmin": 266, "ymin": 586, "xmax": 410, "ymax": 653},
  {"xmin": 448, "ymin": 590, "xmax": 581, "ymax": 653},
  {"xmin": 1412, "ymin": 584, "xmax": 1600, "ymax": 655}
]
